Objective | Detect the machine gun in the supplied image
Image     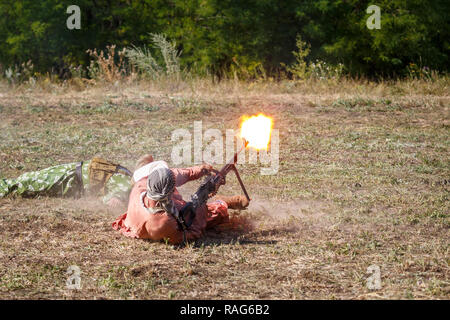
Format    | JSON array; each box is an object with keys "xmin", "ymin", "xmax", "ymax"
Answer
[{"xmin": 179, "ymin": 139, "xmax": 250, "ymax": 229}]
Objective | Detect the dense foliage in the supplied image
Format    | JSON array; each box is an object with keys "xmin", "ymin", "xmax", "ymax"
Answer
[{"xmin": 0, "ymin": 0, "xmax": 448, "ymax": 78}]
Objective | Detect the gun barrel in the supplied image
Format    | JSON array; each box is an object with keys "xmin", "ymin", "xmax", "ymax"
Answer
[
  {"xmin": 222, "ymin": 138, "xmax": 248, "ymax": 171},
  {"xmin": 236, "ymin": 138, "xmax": 248, "ymax": 160},
  {"xmin": 215, "ymin": 138, "xmax": 250, "ymax": 201}
]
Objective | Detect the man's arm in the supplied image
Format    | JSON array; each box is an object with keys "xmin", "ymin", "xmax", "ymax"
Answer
[{"xmin": 171, "ymin": 164, "xmax": 212, "ymax": 187}]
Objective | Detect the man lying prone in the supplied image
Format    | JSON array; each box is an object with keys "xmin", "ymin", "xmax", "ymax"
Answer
[{"xmin": 112, "ymin": 156, "xmax": 249, "ymax": 244}]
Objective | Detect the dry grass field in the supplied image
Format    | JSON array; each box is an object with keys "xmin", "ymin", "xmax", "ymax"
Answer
[{"xmin": 0, "ymin": 78, "xmax": 448, "ymax": 299}]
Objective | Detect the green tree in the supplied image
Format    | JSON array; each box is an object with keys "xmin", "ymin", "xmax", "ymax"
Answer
[{"xmin": 0, "ymin": 0, "xmax": 448, "ymax": 78}]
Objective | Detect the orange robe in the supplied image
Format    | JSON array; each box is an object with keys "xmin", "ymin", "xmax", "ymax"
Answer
[{"xmin": 112, "ymin": 166, "xmax": 228, "ymax": 244}]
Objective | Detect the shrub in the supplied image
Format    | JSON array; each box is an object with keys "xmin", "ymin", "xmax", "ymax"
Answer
[
  {"xmin": 284, "ymin": 36, "xmax": 344, "ymax": 80},
  {"xmin": 406, "ymin": 63, "xmax": 441, "ymax": 81},
  {"xmin": 309, "ymin": 60, "xmax": 345, "ymax": 80},
  {"xmin": 125, "ymin": 33, "xmax": 181, "ymax": 80},
  {"xmin": 284, "ymin": 36, "xmax": 311, "ymax": 80},
  {"xmin": 4, "ymin": 60, "xmax": 34, "ymax": 84},
  {"xmin": 125, "ymin": 45, "xmax": 162, "ymax": 80},
  {"xmin": 86, "ymin": 45, "xmax": 126, "ymax": 82}
]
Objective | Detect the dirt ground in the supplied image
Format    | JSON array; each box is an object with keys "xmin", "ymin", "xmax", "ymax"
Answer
[{"xmin": 0, "ymin": 80, "xmax": 448, "ymax": 299}]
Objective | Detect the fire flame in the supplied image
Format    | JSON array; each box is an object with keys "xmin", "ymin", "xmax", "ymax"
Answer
[{"xmin": 240, "ymin": 114, "xmax": 273, "ymax": 150}]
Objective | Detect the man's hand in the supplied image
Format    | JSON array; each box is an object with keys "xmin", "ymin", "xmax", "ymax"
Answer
[{"xmin": 200, "ymin": 163, "xmax": 213, "ymax": 175}]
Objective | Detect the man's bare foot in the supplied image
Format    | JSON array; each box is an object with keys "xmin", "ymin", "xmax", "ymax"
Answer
[{"xmin": 217, "ymin": 195, "xmax": 249, "ymax": 210}]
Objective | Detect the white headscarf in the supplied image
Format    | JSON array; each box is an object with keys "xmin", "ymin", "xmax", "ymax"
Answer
[
  {"xmin": 146, "ymin": 167, "xmax": 175, "ymax": 201},
  {"xmin": 133, "ymin": 160, "xmax": 169, "ymax": 182}
]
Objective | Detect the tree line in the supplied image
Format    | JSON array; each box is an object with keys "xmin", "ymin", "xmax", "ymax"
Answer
[{"xmin": 0, "ymin": 0, "xmax": 448, "ymax": 79}]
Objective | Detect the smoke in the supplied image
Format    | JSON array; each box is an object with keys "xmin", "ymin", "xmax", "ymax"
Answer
[
  {"xmin": 66, "ymin": 196, "xmax": 126, "ymax": 216},
  {"xmin": 247, "ymin": 196, "xmax": 330, "ymax": 220}
]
